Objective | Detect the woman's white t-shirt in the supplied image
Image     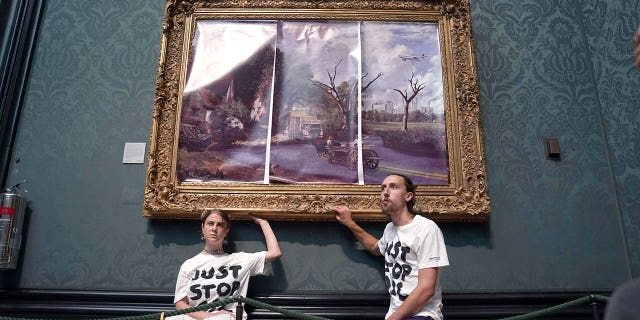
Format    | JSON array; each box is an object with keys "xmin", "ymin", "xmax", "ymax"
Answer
[{"xmin": 173, "ymin": 251, "xmax": 266, "ymax": 320}]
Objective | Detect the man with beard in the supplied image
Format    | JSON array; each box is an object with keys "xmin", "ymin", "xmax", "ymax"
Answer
[{"xmin": 334, "ymin": 174, "xmax": 449, "ymax": 320}]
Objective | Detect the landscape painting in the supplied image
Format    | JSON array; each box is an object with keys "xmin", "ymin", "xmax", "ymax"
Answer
[{"xmin": 175, "ymin": 20, "xmax": 448, "ymax": 186}]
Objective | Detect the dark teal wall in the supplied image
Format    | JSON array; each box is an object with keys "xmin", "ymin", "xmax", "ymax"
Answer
[
  {"xmin": 2, "ymin": 0, "xmax": 638, "ymax": 293},
  {"xmin": 471, "ymin": 0, "xmax": 640, "ymax": 281},
  {"xmin": 581, "ymin": 0, "xmax": 640, "ymax": 277}
]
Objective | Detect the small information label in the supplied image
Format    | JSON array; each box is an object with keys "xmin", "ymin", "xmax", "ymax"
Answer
[
  {"xmin": 0, "ymin": 207, "xmax": 14, "ymax": 215},
  {"xmin": 122, "ymin": 143, "xmax": 146, "ymax": 164}
]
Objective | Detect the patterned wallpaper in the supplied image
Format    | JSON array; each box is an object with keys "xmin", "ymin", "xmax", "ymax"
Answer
[
  {"xmin": 580, "ymin": 0, "xmax": 640, "ymax": 277},
  {"xmin": 470, "ymin": 0, "xmax": 640, "ymax": 282},
  {"xmin": 2, "ymin": 0, "xmax": 639, "ymax": 292}
]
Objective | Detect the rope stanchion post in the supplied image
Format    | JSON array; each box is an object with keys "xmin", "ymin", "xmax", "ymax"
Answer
[
  {"xmin": 589, "ymin": 294, "xmax": 601, "ymax": 320},
  {"xmin": 235, "ymin": 302, "xmax": 243, "ymax": 320}
]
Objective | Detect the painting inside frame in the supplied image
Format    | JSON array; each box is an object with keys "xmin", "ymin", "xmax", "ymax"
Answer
[{"xmin": 144, "ymin": 0, "xmax": 490, "ymax": 221}]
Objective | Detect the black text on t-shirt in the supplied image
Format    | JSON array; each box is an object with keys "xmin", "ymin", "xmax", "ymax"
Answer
[
  {"xmin": 384, "ymin": 241, "xmax": 412, "ymax": 301},
  {"xmin": 189, "ymin": 265, "xmax": 243, "ymax": 300}
]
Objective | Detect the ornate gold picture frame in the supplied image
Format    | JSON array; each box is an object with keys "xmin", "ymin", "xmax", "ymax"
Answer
[{"xmin": 144, "ymin": 0, "xmax": 490, "ymax": 221}]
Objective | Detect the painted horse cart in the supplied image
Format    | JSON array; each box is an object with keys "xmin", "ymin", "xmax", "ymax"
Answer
[{"xmin": 312, "ymin": 138, "xmax": 381, "ymax": 170}]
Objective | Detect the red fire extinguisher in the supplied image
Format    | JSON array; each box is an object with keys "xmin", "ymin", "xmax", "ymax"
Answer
[{"xmin": 0, "ymin": 182, "xmax": 27, "ymax": 270}]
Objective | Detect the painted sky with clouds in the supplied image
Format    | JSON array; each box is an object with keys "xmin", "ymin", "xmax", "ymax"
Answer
[{"xmin": 361, "ymin": 21, "xmax": 444, "ymax": 114}]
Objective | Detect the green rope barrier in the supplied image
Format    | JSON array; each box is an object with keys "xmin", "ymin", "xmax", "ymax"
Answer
[
  {"xmin": 0, "ymin": 293, "xmax": 609, "ymax": 320},
  {"xmin": 0, "ymin": 298, "xmax": 239, "ymax": 320},
  {"xmin": 108, "ymin": 297, "xmax": 241, "ymax": 320},
  {"xmin": 239, "ymin": 296, "xmax": 331, "ymax": 320},
  {"xmin": 0, "ymin": 296, "xmax": 332, "ymax": 320},
  {"xmin": 497, "ymin": 294, "xmax": 609, "ymax": 320}
]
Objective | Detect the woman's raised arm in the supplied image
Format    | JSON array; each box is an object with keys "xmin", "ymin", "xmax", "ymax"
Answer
[{"xmin": 250, "ymin": 215, "xmax": 282, "ymax": 263}]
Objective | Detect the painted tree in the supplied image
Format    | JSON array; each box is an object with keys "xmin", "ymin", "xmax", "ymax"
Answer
[
  {"xmin": 312, "ymin": 58, "xmax": 382, "ymax": 133},
  {"xmin": 393, "ymin": 72, "xmax": 426, "ymax": 131}
]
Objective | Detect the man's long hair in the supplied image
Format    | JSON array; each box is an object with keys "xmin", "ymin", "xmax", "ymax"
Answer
[{"xmin": 395, "ymin": 174, "xmax": 421, "ymax": 215}]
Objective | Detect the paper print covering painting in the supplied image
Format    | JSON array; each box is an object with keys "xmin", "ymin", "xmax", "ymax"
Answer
[
  {"xmin": 269, "ymin": 21, "xmax": 361, "ymax": 184},
  {"xmin": 177, "ymin": 21, "xmax": 277, "ymax": 183},
  {"xmin": 176, "ymin": 20, "xmax": 448, "ymax": 186}
]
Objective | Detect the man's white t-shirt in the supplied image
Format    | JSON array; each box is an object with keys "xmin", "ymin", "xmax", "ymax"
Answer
[
  {"xmin": 377, "ymin": 215, "xmax": 449, "ymax": 320},
  {"xmin": 173, "ymin": 251, "xmax": 266, "ymax": 320}
]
